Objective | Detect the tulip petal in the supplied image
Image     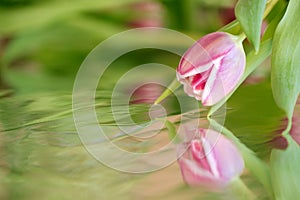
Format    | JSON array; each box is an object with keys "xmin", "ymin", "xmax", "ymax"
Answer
[
  {"xmin": 198, "ymin": 32, "xmax": 237, "ymax": 59},
  {"xmin": 201, "ymin": 137, "xmax": 220, "ymax": 178},
  {"xmin": 178, "ymin": 157, "xmax": 224, "ymax": 188},
  {"xmin": 177, "ymin": 41, "xmax": 213, "ymax": 77},
  {"xmin": 202, "ymin": 46, "xmax": 245, "ymax": 106},
  {"xmin": 191, "ymin": 68, "xmax": 213, "ymax": 91},
  {"xmin": 191, "ymin": 140, "xmax": 211, "ymax": 172},
  {"xmin": 177, "ymin": 128, "xmax": 244, "ymax": 189},
  {"xmin": 180, "ymin": 79, "xmax": 202, "ymax": 100},
  {"xmin": 177, "ymin": 32, "xmax": 245, "ymax": 106},
  {"xmin": 205, "ymin": 129, "xmax": 245, "ymax": 181}
]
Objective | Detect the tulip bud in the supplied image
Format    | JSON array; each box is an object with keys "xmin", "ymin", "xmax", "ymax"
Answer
[
  {"xmin": 177, "ymin": 128, "xmax": 244, "ymax": 190},
  {"xmin": 177, "ymin": 32, "xmax": 246, "ymax": 106},
  {"xmin": 130, "ymin": 83, "xmax": 164, "ymax": 104}
]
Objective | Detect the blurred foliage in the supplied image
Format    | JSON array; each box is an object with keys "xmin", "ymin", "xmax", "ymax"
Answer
[
  {"xmin": 226, "ymin": 80, "xmax": 285, "ymax": 158},
  {"xmin": 0, "ymin": 0, "xmax": 236, "ymax": 90},
  {"xmin": 0, "ymin": 0, "xmax": 41, "ymax": 7}
]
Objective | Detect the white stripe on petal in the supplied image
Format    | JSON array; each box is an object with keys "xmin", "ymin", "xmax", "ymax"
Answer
[
  {"xmin": 201, "ymin": 137, "xmax": 220, "ymax": 178},
  {"xmin": 182, "ymin": 158, "xmax": 213, "ymax": 178},
  {"xmin": 202, "ymin": 55, "xmax": 225, "ymax": 104},
  {"xmin": 178, "ymin": 63, "xmax": 213, "ymax": 78}
]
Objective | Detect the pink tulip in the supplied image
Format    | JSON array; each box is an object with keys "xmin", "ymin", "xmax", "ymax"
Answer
[
  {"xmin": 130, "ymin": 83, "xmax": 164, "ymax": 104},
  {"xmin": 177, "ymin": 32, "xmax": 246, "ymax": 106},
  {"xmin": 177, "ymin": 128, "xmax": 244, "ymax": 190}
]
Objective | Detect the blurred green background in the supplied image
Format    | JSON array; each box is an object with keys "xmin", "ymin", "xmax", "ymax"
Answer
[
  {"xmin": 0, "ymin": 0, "xmax": 236, "ymax": 93},
  {"xmin": 0, "ymin": 0, "xmax": 289, "ymax": 199}
]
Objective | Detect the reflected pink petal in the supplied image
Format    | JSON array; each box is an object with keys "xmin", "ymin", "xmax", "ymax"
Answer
[{"xmin": 177, "ymin": 128, "xmax": 244, "ymax": 190}]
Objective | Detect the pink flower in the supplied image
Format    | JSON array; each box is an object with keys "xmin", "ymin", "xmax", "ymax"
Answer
[
  {"xmin": 127, "ymin": 1, "xmax": 164, "ymax": 28},
  {"xmin": 128, "ymin": 19, "xmax": 162, "ymax": 28},
  {"xmin": 177, "ymin": 128, "xmax": 244, "ymax": 190},
  {"xmin": 177, "ymin": 32, "xmax": 246, "ymax": 106},
  {"xmin": 130, "ymin": 83, "xmax": 164, "ymax": 104}
]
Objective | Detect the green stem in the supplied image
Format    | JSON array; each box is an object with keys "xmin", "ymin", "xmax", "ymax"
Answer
[
  {"xmin": 231, "ymin": 178, "xmax": 256, "ymax": 200},
  {"xmin": 219, "ymin": 19, "xmax": 240, "ymax": 32},
  {"xmin": 237, "ymin": 32, "xmax": 246, "ymax": 43},
  {"xmin": 154, "ymin": 78, "xmax": 181, "ymax": 105},
  {"xmin": 208, "ymin": 118, "xmax": 274, "ymax": 199},
  {"xmin": 234, "ymin": 33, "xmax": 247, "ymax": 51}
]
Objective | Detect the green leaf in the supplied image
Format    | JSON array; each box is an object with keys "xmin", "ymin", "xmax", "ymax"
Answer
[
  {"xmin": 219, "ymin": 20, "xmax": 241, "ymax": 35},
  {"xmin": 271, "ymin": 0, "xmax": 300, "ymax": 120},
  {"xmin": 270, "ymin": 135, "xmax": 300, "ymax": 200},
  {"xmin": 235, "ymin": 0, "xmax": 267, "ymax": 51}
]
